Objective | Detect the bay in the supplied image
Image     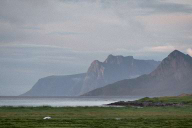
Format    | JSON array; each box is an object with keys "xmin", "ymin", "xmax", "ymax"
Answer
[{"xmin": 0, "ymin": 96, "xmax": 141, "ymax": 107}]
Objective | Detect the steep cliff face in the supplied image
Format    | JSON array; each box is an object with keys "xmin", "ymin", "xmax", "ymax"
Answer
[
  {"xmin": 22, "ymin": 73, "xmax": 86, "ymax": 96},
  {"xmin": 80, "ymin": 55, "xmax": 160, "ymax": 94},
  {"xmin": 83, "ymin": 50, "xmax": 192, "ymax": 97}
]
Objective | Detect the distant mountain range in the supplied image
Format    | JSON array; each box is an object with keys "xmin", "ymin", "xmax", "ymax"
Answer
[
  {"xmin": 22, "ymin": 55, "xmax": 160, "ymax": 96},
  {"xmin": 83, "ymin": 50, "xmax": 192, "ymax": 97},
  {"xmin": 80, "ymin": 55, "xmax": 160, "ymax": 94}
]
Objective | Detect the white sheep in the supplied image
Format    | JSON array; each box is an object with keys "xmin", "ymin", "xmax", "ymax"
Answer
[{"xmin": 43, "ymin": 117, "xmax": 51, "ymax": 120}]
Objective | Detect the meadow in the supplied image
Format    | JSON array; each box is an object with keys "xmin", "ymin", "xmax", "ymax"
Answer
[{"xmin": 0, "ymin": 105, "xmax": 192, "ymax": 128}]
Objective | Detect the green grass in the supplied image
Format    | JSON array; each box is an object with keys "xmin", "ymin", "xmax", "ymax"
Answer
[
  {"xmin": 0, "ymin": 106, "xmax": 192, "ymax": 128},
  {"xmin": 138, "ymin": 95, "xmax": 192, "ymax": 105}
]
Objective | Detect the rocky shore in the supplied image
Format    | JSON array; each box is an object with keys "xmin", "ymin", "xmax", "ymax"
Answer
[{"xmin": 108, "ymin": 101, "xmax": 184, "ymax": 107}]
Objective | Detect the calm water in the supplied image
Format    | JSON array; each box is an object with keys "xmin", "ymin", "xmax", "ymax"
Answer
[{"xmin": 0, "ymin": 96, "xmax": 141, "ymax": 107}]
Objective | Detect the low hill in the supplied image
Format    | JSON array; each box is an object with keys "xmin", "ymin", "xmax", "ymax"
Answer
[
  {"xmin": 108, "ymin": 94, "xmax": 192, "ymax": 107},
  {"xmin": 138, "ymin": 95, "xmax": 192, "ymax": 105}
]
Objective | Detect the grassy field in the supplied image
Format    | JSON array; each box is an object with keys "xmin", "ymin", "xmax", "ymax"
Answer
[
  {"xmin": 138, "ymin": 95, "xmax": 192, "ymax": 105},
  {"xmin": 0, "ymin": 106, "xmax": 192, "ymax": 128}
]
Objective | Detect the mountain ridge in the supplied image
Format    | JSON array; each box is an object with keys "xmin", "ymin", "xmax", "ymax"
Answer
[
  {"xmin": 80, "ymin": 55, "xmax": 160, "ymax": 94},
  {"xmin": 83, "ymin": 50, "xmax": 192, "ymax": 97}
]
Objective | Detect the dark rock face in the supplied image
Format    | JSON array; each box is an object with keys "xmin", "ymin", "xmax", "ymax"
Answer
[
  {"xmin": 83, "ymin": 50, "xmax": 192, "ymax": 97},
  {"xmin": 80, "ymin": 55, "xmax": 160, "ymax": 94}
]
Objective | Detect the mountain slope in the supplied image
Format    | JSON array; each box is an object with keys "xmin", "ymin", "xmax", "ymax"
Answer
[
  {"xmin": 80, "ymin": 55, "xmax": 160, "ymax": 94},
  {"xmin": 83, "ymin": 50, "xmax": 192, "ymax": 96},
  {"xmin": 22, "ymin": 73, "xmax": 86, "ymax": 96}
]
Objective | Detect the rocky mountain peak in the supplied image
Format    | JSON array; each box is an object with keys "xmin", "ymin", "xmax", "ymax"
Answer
[
  {"xmin": 104, "ymin": 54, "xmax": 133, "ymax": 64},
  {"xmin": 87, "ymin": 60, "xmax": 103, "ymax": 73},
  {"xmin": 91, "ymin": 60, "xmax": 101, "ymax": 65},
  {"xmin": 170, "ymin": 50, "xmax": 192, "ymax": 63},
  {"xmin": 164, "ymin": 50, "xmax": 192, "ymax": 66},
  {"xmin": 151, "ymin": 50, "xmax": 192, "ymax": 77},
  {"xmin": 168, "ymin": 50, "xmax": 186, "ymax": 58}
]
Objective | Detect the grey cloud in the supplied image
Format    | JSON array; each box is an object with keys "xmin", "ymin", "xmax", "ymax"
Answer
[
  {"xmin": 108, "ymin": 0, "xmax": 192, "ymax": 14},
  {"xmin": 138, "ymin": 0, "xmax": 192, "ymax": 15},
  {"xmin": 48, "ymin": 32, "xmax": 82, "ymax": 36},
  {"xmin": 0, "ymin": 0, "xmax": 73, "ymax": 28},
  {"xmin": 21, "ymin": 26, "xmax": 42, "ymax": 30},
  {"xmin": 1, "ymin": 0, "xmax": 191, "ymax": 26},
  {"xmin": 61, "ymin": 0, "xmax": 192, "ymax": 15}
]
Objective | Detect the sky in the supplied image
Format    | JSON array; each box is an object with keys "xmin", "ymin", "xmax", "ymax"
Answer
[{"xmin": 0, "ymin": 0, "xmax": 192, "ymax": 96}]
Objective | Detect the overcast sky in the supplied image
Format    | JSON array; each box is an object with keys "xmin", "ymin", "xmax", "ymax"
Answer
[{"xmin": 0, "ymin": 0, "xmax": 192, "ymax": 96}]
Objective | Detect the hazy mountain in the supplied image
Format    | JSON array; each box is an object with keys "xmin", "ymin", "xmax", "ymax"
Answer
[
  {"xmin": 83, "ymin": 50, "xmax": 192, "ymax": 97},
  {"xmin": 22, "ymin": 73, "xmax": 86, "ymax": 96},
  {"xmin": 80, "ymin": 55, "xmax": 160, "ymax": 94},
  {"xmin": 21, "ymin": 55, "xmax": 160, "ymax": 96}
]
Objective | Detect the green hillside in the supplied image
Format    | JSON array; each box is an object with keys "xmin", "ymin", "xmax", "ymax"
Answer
[{"xmin": 138, "ymin": 94, "xmax": 192, "ymax": 105}]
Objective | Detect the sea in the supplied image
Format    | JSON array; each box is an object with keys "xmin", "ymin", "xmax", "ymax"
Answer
[{"xmin": 0, "ymin": 96, "xmax": 142, "ymax": 107}]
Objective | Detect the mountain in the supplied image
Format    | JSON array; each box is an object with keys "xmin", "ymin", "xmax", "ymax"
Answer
[
  {"xmin": 22, "ymin": 73, "xmax": 86, "ymax": 96},
  {"xmin": 83, "ymin": 50, "xmax": 192, "ymax": 97},
  {"xmin": 21, "ymin": 55, "xmax": 160, "ymax": 96},
  {"xmin": 80, "ymin": 55, "xmax": 160, "ymax": 94}
]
